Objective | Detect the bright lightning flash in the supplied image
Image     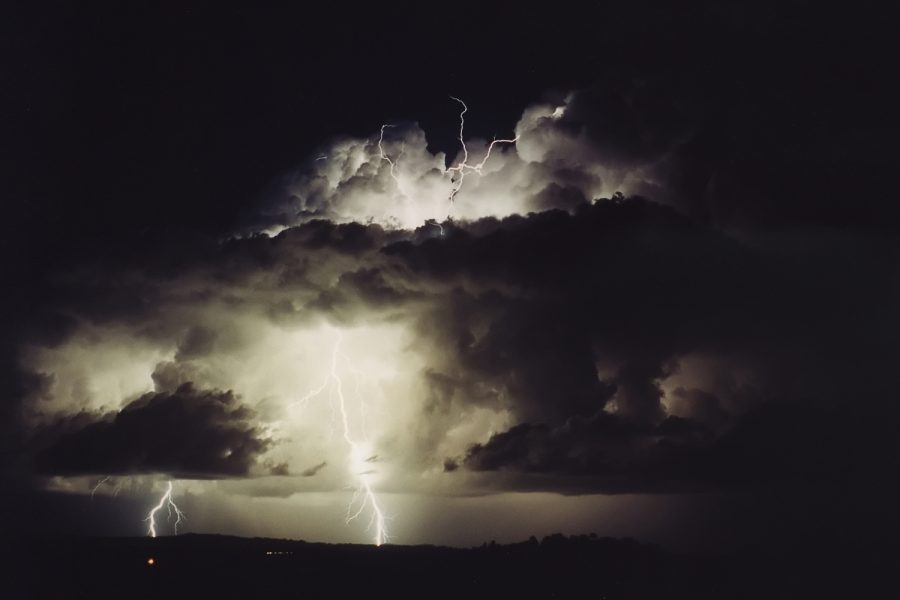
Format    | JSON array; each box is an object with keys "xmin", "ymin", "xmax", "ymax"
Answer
[
  {"xmin": 296, "ymin": 330, "xmax": 389, "ymax": 546},
  {"xmin": 445, "ymin": 96, "xmax": 519, "ymax": 206},
  {"xmin": 145, "ymin": 480, "xmax": 186, "ymax": 538},
  {"xmin": 374, "ymin": 97, "xmax": 517, "ymax": 232},
  {"xmin": 378, "ymin": 124, "xmax": 402, "ymax": 187}
]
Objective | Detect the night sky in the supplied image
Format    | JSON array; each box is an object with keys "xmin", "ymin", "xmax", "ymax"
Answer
[{"xmin": 2, "ymin": 1, "xmax": 899, "ymax": 552}]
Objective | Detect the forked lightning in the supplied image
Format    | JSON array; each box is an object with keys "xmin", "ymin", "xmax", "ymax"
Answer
[
  {"xmin": 296, "ymin": 330, "xmax": 389, "ymax": 546},
  {"xmin": 145, "ymin": 480, "xmax": 186, "ymax": 538},
  {"xmin": 376, "ymin": 97, "xmax": 518, "ymax": 228}
]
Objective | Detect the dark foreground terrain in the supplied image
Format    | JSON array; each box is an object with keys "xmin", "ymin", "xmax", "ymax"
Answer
[{"xmin": 4, "ymin": 533, "xmax": 895, "ymax": 599}]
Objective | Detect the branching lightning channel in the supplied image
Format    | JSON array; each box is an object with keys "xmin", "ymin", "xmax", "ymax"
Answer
[
  {"xmin": 296, "ymin": 330, "xmax": 389, "ymax": 546},
  {"xmin": 378, "ymin": 124, "xmax": 401, "ymax": 187},
  {"xmin": 445, "ymin": 96, "xmax": 519, "ymax": 206},
  {"xmin": 374, "ymin": 98, "xmax": 517, "ymax": 233},
  {"xmin": 145, "ymin": 481, "xmax": 186, "ymax": 538}
]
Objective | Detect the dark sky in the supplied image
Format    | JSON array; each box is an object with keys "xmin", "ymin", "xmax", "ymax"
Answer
[
  {"xmin": 7, "ymin": 2, "xmax": 897, "ymax": 243},
  {"xmin": 2, "ymin": 1, "xmax": 899, "ymax": 549}
]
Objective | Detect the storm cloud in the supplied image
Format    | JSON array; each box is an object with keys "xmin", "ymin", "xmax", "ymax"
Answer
[
  {"xmin": 35, "ymin": 383, "xmax": 270, "ymax": 478},
  {"xmin": 4, "ymin": 0, "xmax": 898, "ymax": 553},
  {"xmin": 7, "ymin": 191, "xmax": 894, "ymax": 497},
  {"xmin": 0, "ymin": 39, "xmax": 894, "ymax": 531}
]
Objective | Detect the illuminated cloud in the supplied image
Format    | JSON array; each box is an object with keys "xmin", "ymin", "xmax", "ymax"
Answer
[
  {"xmin": 253, "ymin": 87, "xmax": 694, "ymax": 233},
  {"xmin": 18, "ymin": 197, "xmax": 893, "ymax": 503},
  {"xmin": 4, "ymin": 80, "xmax": 896, "ymax": 545}
]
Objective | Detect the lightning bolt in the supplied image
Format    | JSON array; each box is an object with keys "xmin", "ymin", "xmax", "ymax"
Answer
[
  {"xmin": 145, "ymin": 480, "xmax": 186, "ymax": 538},
  {"xmin": 445, "ymin": 96, "xmax": 519, "ymax": 207},
  {"xmin": 378, "ymin": 124, "xmax": 402, "ymax": 187},
  {"xmin": 373, "ymin": 98, "xmax": 515, "ymax": 234},
  {"xmin": 296, "ymin": 330, "xmax": 389, "ymax": 546},
  {"xmin": 90, "ymin": 475, "xmax": 111, "ymax": 500}
]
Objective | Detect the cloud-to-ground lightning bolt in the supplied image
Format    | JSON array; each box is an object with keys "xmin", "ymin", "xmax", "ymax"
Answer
[
  {"xmin": 295, "ymin": 330, "xmax": 389, "ymax": 546},
  {"xmin": 445, "ymin": 96, "xmax": 519, "ymax": 207},
  {"xmin": 145, "ymin": 481, "xmax": 186, "ymax": 538}
]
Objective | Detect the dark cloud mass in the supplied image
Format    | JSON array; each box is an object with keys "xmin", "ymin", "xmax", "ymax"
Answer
[
  {"xmin": 35, "ymin": 383, "xmax": 270, "ymax": 478},
  {"xmin": 460, "ymin": 402, "xmax": 898, "ymax": 493},
  {"xmin": 382, "ymin": 200, "xmax": 898, "ymax": 491},
  {"xmin": 8, "ymin": 196, "xmax": 895, "ymax": 496}
]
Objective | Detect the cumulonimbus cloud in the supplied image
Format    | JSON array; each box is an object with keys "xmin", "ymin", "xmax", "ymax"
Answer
[
  {"xmin": 8, "ymin": 80, "xmax": 898, "ymax": 497},
  {"xmin": 252, "ymin": 81, "xmax": 699, "ymax": 234},
  {"xmin": 18, "ymin": 195, "xmax": 895, "ymax": 494}
]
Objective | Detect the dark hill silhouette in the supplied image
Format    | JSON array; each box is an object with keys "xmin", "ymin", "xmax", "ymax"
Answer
[{"xmin": 5, "ymin": 532, "xmax": 894, "ymax": 599}]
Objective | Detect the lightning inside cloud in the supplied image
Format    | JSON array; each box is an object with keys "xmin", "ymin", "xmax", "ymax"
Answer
[
  {"xmin": 90, "ymin": 475, "xmax": 111, "ymax": 500},
  {"xmin": 445, "ymin": 96, "xmax": 519, "ymax": 206},
  {"xmin": 372, "ymin": 97, "xmax": 518, "ymax": 233}
]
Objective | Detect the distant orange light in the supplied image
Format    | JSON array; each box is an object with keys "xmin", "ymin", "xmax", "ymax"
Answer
[{"xmin": 147, "ymin": 558, "xmax": 155, "ymax": 566}]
